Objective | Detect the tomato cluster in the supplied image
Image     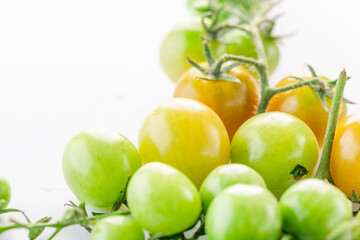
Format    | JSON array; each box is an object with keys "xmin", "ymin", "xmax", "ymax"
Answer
[{"xmin": 1, "ymin": 1, "xmax": 360, "ymax": 240}]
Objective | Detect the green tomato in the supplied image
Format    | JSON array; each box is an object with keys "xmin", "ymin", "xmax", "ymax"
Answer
[
  {"xmin": 138, "ymin": 98, "xmax": 230, "ymax": 188},
  {"xmin": 160, "ymin": 20, "xmax": 279, "ymax": 83},
  {"xmin": 205, "ymin": 184, "xmax": 282, "ymax": 240},
  {"xmin": 127, "ymin": 162, "xmax": 202, "ymax": 236},
  {"xmin": 199, "ymin": 164, "xmax": 266, "ymax": 212},
  {"xmin": 62, "ymin": 128, "xmax": 142, "ymax": 210},
  {"xmin": 231, "ymin": 112, "xmax": 319, "ymax": 198},
  {"xmin": 90, "ymin": 216, "xmax": 144, "ymax": 240},
  {"xmin": 280, "ymin": 179, "xmax": 352, "ymax": 240},
  {"xmin": 0, "ymin": 174, "xmax": 11, "ymax": 209}
]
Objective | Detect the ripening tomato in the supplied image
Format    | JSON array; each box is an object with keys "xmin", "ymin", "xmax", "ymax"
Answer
[
  {"xmin": 199, "ymin": 164, "xmax": 266, "ymax": 212},
  {"xmin": 280, "ymin": 179, "xmax": 352, "ymax": 240},
  {"xmin": 160, "ymin": 20, "xmax": 279, "ymax": 82},
  {"xmin": 330, "ymin": 113, "xmax": 360, "ymax": 197},
  {"xmin": 267, "ymin": 76, "xmax": 347, "ymax": 147},
  {"xmin": 138, "ymin": 98, "xmax": 230, "ymax": 188},
  {"xmin": 205, "ymin": 184, "xmax": 282, "ymax": 240},
  {"xmin": 0, "ymin": 174, "xmax": 11, "ymax": 209},
  {"xmin": 90, "ymin": 216, "xmax": 144, "ymax": 240},
  {"xmin": 62, "ymin": 128, "xmax": 142, "ymax": 210},
  {"xmin": 231, "ymin": 112, "xmax": 319, "ymax": 198},
  {"xmin": 127, "ymin": 162, "xmax": 201, "ymax": 236},
  {"xmin": 174, "ymin": 65, "xmax": 259, "ymax": 139}
]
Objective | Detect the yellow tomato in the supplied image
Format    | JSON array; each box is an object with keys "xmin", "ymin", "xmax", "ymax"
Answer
[
  {"xmin": 267, "ymin": 76, "xmax": 347, "ymax": 147},
  {"xmin": 138, "ymin": 98, "xmax": 230, "ymax": 188},
  {"xmin": 330, "ymin": 113, "xmax": 360, "ymax": 197},
  {"xmin": 174, "ymin": 65, "xmax": 259, "ymax": 140}
]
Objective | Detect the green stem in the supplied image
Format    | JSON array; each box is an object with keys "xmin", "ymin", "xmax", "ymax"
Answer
[
  {"xmin": 0, "ymin": 209, "xmax": 131, "ymax": 236},
  {"xmin": 315, "ymin": 69, "xmax": 347, "ymax": 181}
]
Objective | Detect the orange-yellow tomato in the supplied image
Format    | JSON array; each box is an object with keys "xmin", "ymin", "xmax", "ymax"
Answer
[
  {"xmin": 138, "ymin": 98, "xmax": 230, "ymax": 188},
  {"xmin": 330, "ymin": 114, "xmax": 360, "ymax": 197},
  {"xmin": 267, "ymin": 76, "xmax": 347, "ymax": 147},
  {"xmin": 174, "ymin": 65, "xmax": 259, "ymax": 140}
]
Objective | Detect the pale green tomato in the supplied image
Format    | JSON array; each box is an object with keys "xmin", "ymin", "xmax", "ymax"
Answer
[
  {"xmin": 127, "ymin": 162, "xmax": 202, "ymax": 236},
  {"xmin": 138, "ymin": 98, "xmax": 230, "ymax": 188},
  {"xmin": 199, "ymin": 164, "xmax": 266, "ymax": 211},
  {"xmin": 62, "ymin": 128, "xmax": 142, "ymax": 210},
  {"xmin": 280, "ymin": 179, "xmax": 352, "ymax": 240},
  {"xmin": 0, "ymin": 174, "xmax": 11, "ymax": 209},
  {"xmin": 91, "ymin": 216, "xmax": 144, "ymax": 240},
  {"xmin": 206, "ymin": 184, "xmax": 282, "ymax": 240},
  {"xmin": 231, "ymin": 112, "xmax": 319, "ymax": 198}
]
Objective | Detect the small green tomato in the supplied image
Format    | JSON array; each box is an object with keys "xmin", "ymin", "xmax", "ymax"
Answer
[
  {"xmin": 205, "ymin": 184, "xmax": 282, "ymax": 240},
  {"xmin": 199, "ymin": 164, "xmax": 266, "ymax": 211},
  {"xmin": 127, "ymin": 162, "xmax": 202, "ymax": 236},
  {"xmin": 62, "ymin": 128, "xmax": 142, "ymax": 210},
  {"xmin": 0, "ymin": 174, "xmax": 11, "ymax": 209},
  {"xmin": 90, "ymin": 216, "xmax": 144, "ymax": 240}
]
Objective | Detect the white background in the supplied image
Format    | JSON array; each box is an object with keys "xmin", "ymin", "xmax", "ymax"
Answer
[{"xmin": 1, "ymin": 0, "xmax": 360, "ymax": 239}]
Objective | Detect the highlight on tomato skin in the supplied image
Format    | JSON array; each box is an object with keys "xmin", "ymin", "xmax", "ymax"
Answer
[
  {"xmin": 174, "ymin": 64, "xmax": 260, "ymax": 140},
  {"xmin": 267, "ymin": 75, "xmax": 347, "ymax": 147},
  {"xmin": 330, "ymin": 113, "xmax": 360, "ymax": 197},
  {"xmin": 138, "ymin": 98, "xmax": 231, "ymax": 188}
]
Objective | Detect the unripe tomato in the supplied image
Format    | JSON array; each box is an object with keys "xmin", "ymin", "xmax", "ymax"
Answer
[
  {"xmin": 62, "ymin": 128, "xmax": 142, "ymax": 210},
  {"xmin": 280, "ymin": 179, "xmax": 352, "ymax": 240},
  {"xmin": 0, "ymin": 174, "xmax": 11, "ymax": 209},
  {"xmin": 231, "ymin": 112, "xmax": 319, "ymax": 198},
  {"xmin": 90, "ymin": 216, "xmax": 144, "ymax": 240},
  {"xmin": 205, "ymin": 184, "xmax": 282, "ymax": 240},
  {"xmin": 160, "ymin": 20, "xmax": 279, "ymax": 82},
  {"xmin": 330, "ymin": 113, "xmax": 360, "ymax": 197},
  {"xmin": 267, "ymin": 76, "xmax": 347, "ymax": 147},
  {"xmin": 174, "ymin": 65, "xmax": 259, "ymax": 140},
  {"xmin": 138, "ymin": 98, "xmax": 230, "ymax": 188},
  {"xmin": 199, "ymin": 164, "xmax": 266, "ymax": 211},
  {"xmin": 127, "ymin": 162, "xmax": 201, "ymax": 236}
]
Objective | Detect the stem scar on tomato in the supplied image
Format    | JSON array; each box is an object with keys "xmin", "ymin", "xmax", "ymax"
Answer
[{"xmin": 290, "ymin": 165, "xmax": 309, "ymax": 180}]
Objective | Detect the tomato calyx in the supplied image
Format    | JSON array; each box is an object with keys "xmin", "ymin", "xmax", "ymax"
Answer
[
  {"xmin": 351, "ymin": 190, "xmax": 360, "ymax": 204},
  {"xmin": 290, "ymin": 165, "xmax": 309, "ymax": 180},
  {"xmin": 111, "ymin": 175, "xmax": 131, "ymax": 211}
]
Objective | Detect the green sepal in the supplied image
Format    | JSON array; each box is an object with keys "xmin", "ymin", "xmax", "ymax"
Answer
[{"xmin": 28, "ymin": 216, "xmax": 52, "ymax": 240}]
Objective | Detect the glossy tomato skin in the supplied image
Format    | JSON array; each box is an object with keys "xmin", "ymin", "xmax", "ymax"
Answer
[
  {"xmin": 174, "ymin": 65, "xmax": 259, "ymax": 140},
  {"xmin": 199, "ymin": 164, "xmax": 266, "ymax": 212},
  {"xmin": 231, "ymin": 112, "xmax": 319, "ymax": 198},
  {"xmin": 127, "ymin": 162, "xmax": 201, "ymax": 236},
  {"xmin": 267, "ymin": 76, "xmax": 347, "ymax": 147},
  {"xmin": 138, "ymin": 98, "xmax": 230, "ymax": 188},
  {"xmin": 280, "ymin": 179, "xmax": 352, "ymax": 240},
  {"xmin": 330, "ymin": 114, "xmax": 360, "ymax": 197},
  {"xmin": 205, "ymin": 184, "xmax": 282, "ymax": 240},
  {"xmin": 0, "ymin": 174, "xmax": 11, "ymax": 209},
  {"xmin": 62, "ymin": 128, "xmax": 142, "ymax": 210},
  {"xmin": 90, "ymin": 216, "xmax": 144, "ymax": 240},
  {"xmin": 160, "ymin": 20, "xmax": 279, "ymax": 82}
]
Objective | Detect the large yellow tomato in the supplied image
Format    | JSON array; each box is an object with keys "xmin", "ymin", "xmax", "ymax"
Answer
[
  {"xmin": 138, "ymin": 98, "xmax": 230, "ymax": 188},
  {"xmin": 174, "ymin": 65, "xmax": 259, "ymax": 140},
  {"xmin": 330, "ymin": 113, "xmax": 360, "ymax": 197},
  {"xmin": 267, "ymin": 76, "xmax": 347, "ymax": 147}
]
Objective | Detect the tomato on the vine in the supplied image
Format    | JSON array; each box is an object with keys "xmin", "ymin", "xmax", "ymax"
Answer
[
  {"xmin": 90, "ymin": 216, "xmax": 144, "ymax": 240},
  {"xmin": 231, "ymin": 112, "xmax": 319, "ymax": 198},
  {"xmin": 267, "ymin": 76, "xmax": 347, "ymax": 147},
  {"xmin": 200, "ymin": 164, "xmax": 266, "ymax": 211},
  {"xmin": 330, "ymin": 113, "xmax": 360, "ymax": 197},
  {"xmin": 174, "ymin": 65, "xmax": 259, "ymax": 139},
  {"xmin": 160, "ymin": 20, "xmax": 279, "ymax": 82},
  {"xmin": 205, "ymin": 184, "xmax": 282, "ymax": 240},
  {"xmin": 138, "ymin": 98, "xmax": 230, "ymax": 188},
  {"xmin": 62, "ymin": 128, "xmax": 142, "ymax": 210},
  {"xmin": 127, "ymin": 162, "xmax": 201, "ymax": 236},
  {"xmin": 280, "ymin": 179, "xmax": 352, "ymax": 240},
  {"xmin": 0, "ymin": 174, "xmax": 11, "ymax": 210}
]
